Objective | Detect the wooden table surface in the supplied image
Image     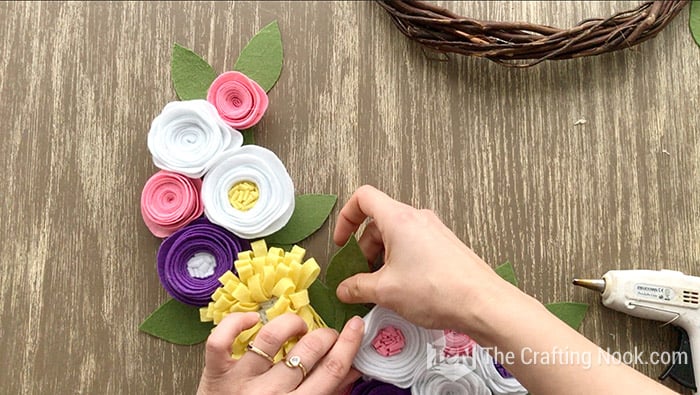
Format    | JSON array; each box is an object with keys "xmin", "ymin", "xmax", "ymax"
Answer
[{"xmin": 1, "ymin": 1, "xmax": 699, "ymax": 393}]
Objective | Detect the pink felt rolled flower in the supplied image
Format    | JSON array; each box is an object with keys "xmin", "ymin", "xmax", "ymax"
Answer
[
  {"xmin": 207, "ymin": 71, "xmax": 269, "ymax": 130},
  {"xmin": 443, "ymin": 329, "xmax": 476, "ymax": 357},
  {"xmin": 372, "ymin": 326, "xmax": 406, "ymax": 357},
  {"xmin": 141, "ymin": 170, "xmax": 204, "ymax": 237}
]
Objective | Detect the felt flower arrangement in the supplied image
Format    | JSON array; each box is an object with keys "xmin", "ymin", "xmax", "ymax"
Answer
[
  {"xmin": 139, "ymin": 22, "xmax": 347, "ymax": 350},
  {"xmin": 138, "ymin": 21, "xmax": 592, "ymax": 395},
  {"xmin": 348, "ymin": 263, "xmax": 590, "ymax": 395},
  {"xmin": 139, "ymin": 22, "xmax": 386, "ymax": 373},
  {"xmin": 352, "ymin": 306, "xmax": 513, "ymax": 394}
]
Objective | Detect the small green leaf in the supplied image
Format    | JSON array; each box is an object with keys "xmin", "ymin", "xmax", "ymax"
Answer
[
  {"xmin": 308, "ymin": 279, "xmax": 336, "ymax": 327},
  {"xmin": 545, "ymin": 302, "xmax": 589, "ymax": 330},
  {"xmin": 691, "ymin": 0, "xmax": 700, "ymax": 47},
  {"xmin": 242, "ymin": 128, "xmax": 255, "ymax": 145},
  {"xmin": 266, "ymin": 194, "xmax": 338, "ymax": 245},
  {"xmin": 335, "ymin": 303, "xmax": 371, "ymax": 331},
  {"xmin": 308, "ymin": 278, "xmax": 368, "ymax": 332},
  {"xmin": 495, "ymin": 261, "xmax": 518, "ymax": 287},
  {"xmin": 234, "ymin": 21, "xmax": 283, "ymax": 92},
  {"xmin": 306, "ymin": 235, "xmax": 373, "ymax": 332},
  {"xmin": 326, "ymin": 235, "xmax": 369, "ymax": 291},
  {"xmin": 171, "ymin": 44, "xmax": 218, "ymax": 100},
  {"xmin": 139, "ymin": 299, "xmax": 214, "ymax": 345}
]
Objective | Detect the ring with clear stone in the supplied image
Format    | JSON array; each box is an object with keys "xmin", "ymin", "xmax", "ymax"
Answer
[{"xmin": 284, "ymin": 355, "xmax": 307, "ymax": 379}]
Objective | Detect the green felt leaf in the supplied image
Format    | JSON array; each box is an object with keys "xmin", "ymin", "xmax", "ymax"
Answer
[
  {"xmin": 242, "ymin": 128, "xmax": 255, "ymax": 145},
  {"xmin": 265, "ymin": 194, "xmax": 338, "ymax": 245},
  {"xmin": 139, "ymin": 299, "xmax": 213, "ymax": 345},
  {"xmin": 171, "ymin": 44, "xmax": 218, "ymax": 100},
  {"xmin": 326, "ymin": 235, "xmax": 369, "ymax": 291},
  {"xmin": 305, "ymin": 235, "xmax": 373, "ymax": 332},
  {"xmin": 333, "ymin": 310, "xmax": 348, "ymax": 331},
  {"xmin": 308, "ymin": 279, "xmax": 335, "ymax": 327},
  {"xmin": 309, "ymin": 278, "xmax": 368, "ymax": 332},
  {"xmin": 495, "ymin": 261, "xmax": 518, "ymax": 287},
  {"xmin": 233, "ymin": 21, "xmax": 283, "ymax": 92},
  {"xmin": 691, "ymin": 0, "xmax": 700, "ymax": 47},
  {"xmin": 334, "ymin": 303, "xmax": 371, "ymax": 332},
  {"xmin": 545, "ymin": 302, "xmax": 589, "ymax": 330}
]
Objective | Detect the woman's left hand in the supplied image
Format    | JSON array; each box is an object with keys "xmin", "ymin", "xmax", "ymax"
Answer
[{"xmin": 197, "ymin": 312, "xmax": 364, "ymax": 395}]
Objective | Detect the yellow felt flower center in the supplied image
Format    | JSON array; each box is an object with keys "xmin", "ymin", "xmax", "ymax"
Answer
[
  {"xmin": 228, "ymin": 181, "xmax": 259, "ymax": 211},
  {"xmin": 200, "ymin": 240, "xmax": 326, "ymax": 362}
]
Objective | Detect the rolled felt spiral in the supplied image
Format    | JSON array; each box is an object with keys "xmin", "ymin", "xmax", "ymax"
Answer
[
  {"xmin": 141, "ymin": 170, "xmax": 204, "ymax": 238},
  {"xmin": 148, "ymin": 100, "xmax": 243, "ymax": 178},
  {"xmin": 442, "ymin": 329, "xmax": 476, "ymax": 357},
  {"xmin": 411, "ymin": 362, "xmax": 491, "ymax": 395},
  {"xmin": 207, "ymin": 71, "xmax": 269, "ymax": 130},
  {"xmin": 353, "ymin": 306, "xmax": 433, "ymax": 388},
  {"xmin": 472, "ymin": 344, "xmax": 528, "ymax": 395},
  {"xmin": 157, "ymin": 218, "xmax": 249, "ymax": 306},
  {"xmin": 201, "ymin": 145, "xmax": 295, "ymax": 239}
]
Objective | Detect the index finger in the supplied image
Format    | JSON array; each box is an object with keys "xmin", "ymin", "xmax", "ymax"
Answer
[
  {"xmin": 292, "ymin": 316, "xmax": 365, "ymax": 395},
  {"xmin": 333, "ymin": 185, "xmax": 404, "ymax": 246}
]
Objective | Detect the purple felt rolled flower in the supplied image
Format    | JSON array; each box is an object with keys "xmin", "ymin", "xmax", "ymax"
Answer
[
  {"xmin": 350, "ymin": 379, "xmax": 411, "ymax": 395},
  {"xmin": 157, "ymin": 217, "xmax": 249, "ymax": 306}
]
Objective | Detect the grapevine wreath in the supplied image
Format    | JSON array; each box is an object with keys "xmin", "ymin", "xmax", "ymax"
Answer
[{"xmin": 377, "ymin": 0, "xmax": 689, "ymax": 67}]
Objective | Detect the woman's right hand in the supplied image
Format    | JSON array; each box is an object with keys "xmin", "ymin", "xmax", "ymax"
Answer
[
  {"xmin": 334, "ymin": 186, "xmax": 678, "ymax": 395},
  {"xmin": 333, "ymin": 185, "xmax": 518, "ymax": 333}
]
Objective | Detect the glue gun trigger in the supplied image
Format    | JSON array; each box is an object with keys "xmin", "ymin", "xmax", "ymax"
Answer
[{"xmin": 659, "ymin": 326, "xmax": 696, "ymax": 391}]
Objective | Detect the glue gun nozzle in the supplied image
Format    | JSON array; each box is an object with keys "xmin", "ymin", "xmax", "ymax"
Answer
[{"xmin": 573, "ymin": 278, "xmax": 606, "ymax": 293}]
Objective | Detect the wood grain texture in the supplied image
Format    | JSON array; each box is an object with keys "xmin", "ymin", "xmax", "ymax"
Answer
[{"xmin": 0, "ymin": 1, "xmax": 698, "ymax": 393}]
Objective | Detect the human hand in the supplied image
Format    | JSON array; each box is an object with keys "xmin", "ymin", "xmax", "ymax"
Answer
[
  {"xmin": 333, "ymin": 186, "xmax": 678, "ymax": 395},
  {"xmin": 333, "ymin": 185, "xmax": 518, "ymax": 332},
  {"xmin": 197, "ymin": 312, "xmax": 364, "ymax": 395}
]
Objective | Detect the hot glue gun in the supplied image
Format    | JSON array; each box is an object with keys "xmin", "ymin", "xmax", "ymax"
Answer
[{"xmin": 574, "ymin": 270, "xmax": 700, "ymax": 392}]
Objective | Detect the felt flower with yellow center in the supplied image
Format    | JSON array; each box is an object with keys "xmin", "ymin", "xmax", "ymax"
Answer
[
  {"xmin": 200, "ymin": 239, "xmax": 326, "ymax": 362},
  {"xmin": 201, "ymin": 145, "xmax": 295, "ymax": 240}
]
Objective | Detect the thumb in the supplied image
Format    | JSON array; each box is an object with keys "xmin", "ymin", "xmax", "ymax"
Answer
[{"xmin": 336, "ymin": 272, "xmax": 379, "ymax": 304}]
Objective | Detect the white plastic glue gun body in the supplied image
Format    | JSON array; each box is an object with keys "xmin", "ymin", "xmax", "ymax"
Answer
[{"xmin": 602, "ymin": 270, "xmax": 700, "ymax": 394}]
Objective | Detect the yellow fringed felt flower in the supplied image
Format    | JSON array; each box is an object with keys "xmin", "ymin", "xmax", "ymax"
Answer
[{"xmin": 200, "ymin": 239, "xmax": 327, "ymax": 362}]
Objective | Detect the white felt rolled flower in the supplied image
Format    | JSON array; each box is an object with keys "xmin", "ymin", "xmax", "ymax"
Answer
[
  {"xmin": 353, "ymin": 306, "xmax": 433, "ymax": 388},
  {"xmin": 472, "ymin": 345, "xmax": 528, "ymax": 395},
  {"xmin": 201, "ymin": 145, "xmax": 295, "ymax": 239},
  {"xmin": 411, "ymin": 363, "xmax": 491, "ymax": 395},
  {"xmin": 148, "ymin": 100, "xmax": 243, "ymax": 178}
]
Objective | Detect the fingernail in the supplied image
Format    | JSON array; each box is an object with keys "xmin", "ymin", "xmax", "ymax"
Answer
[
  {"xmin": 348, "ymin": 316, "xmax": 364, "ymax": 331},
  {"xmin": 337, "ymin": 284, "xmax": 350, "ymax": 301}
]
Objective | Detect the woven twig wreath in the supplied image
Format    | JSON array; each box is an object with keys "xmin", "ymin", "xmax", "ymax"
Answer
[{"xmin": 378, "ymin": 0, "xmax": 689, "ymax": 67}]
